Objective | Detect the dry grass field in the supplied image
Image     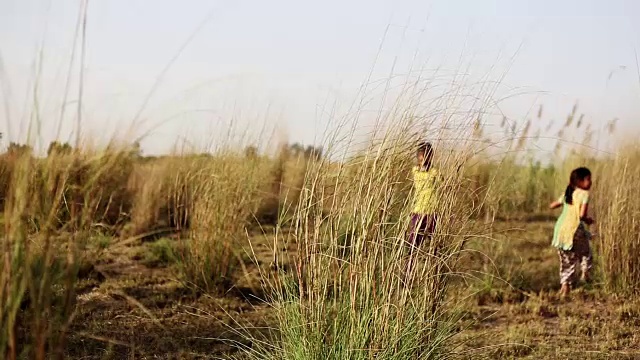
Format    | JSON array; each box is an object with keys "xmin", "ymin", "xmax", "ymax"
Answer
[{"xmin": 1, "ymin": 99, "xmax": 638, "ymax": 360}]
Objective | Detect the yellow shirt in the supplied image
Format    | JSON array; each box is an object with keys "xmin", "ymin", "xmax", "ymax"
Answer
[
  {"xmin": 552, "ymin": 188, "xmax": 590, "ymax": 250},
  {"xmin": 412, "ymin": 167, "xmax": 440, "ymax": 214}
]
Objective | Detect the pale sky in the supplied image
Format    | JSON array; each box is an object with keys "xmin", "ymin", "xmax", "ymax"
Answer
[{"xmin": 1, "ymin": 0, "xmax": 639, "ymax": 155}]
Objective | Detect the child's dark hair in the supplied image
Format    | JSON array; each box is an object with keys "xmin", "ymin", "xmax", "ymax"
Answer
[
  {"xmin": 565, "ymin": 167, "xmax": 591, "ymax": 204},
  {"xmin": 417, "ymin": 141, "xmax": 433, "ymax": 156}
]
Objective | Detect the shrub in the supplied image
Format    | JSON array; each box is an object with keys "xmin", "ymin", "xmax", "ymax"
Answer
[
  {"xmin": 144, "ymin": 238, "xmax": 177, "ymax": 267},
  {"xmin": 175, "ymin": 153, "xmax": 272, "ymax": 293},
  {"xmin": 246, "ymin": 123, "xmax": 481, "ymax": 359},
  {"xmin": 0, "ymin": 148, "xmax": 133, "ymax": 359}
]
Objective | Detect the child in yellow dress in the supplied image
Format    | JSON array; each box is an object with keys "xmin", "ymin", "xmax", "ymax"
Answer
[
  {"xmin": 408, "ymin": 142, "xmax": 440, "ymax": 249},
  {"xmin": 549, "ymin": 167, "xmax": 594, "ymax": 297}
]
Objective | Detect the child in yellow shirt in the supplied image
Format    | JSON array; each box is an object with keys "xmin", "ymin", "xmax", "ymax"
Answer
[
  {"xmin": 549, "ymin": 167, "xmax": 594, "ymax": 297},
  {"xmin": 408, "ymin": 142, "xmax": 440, "ymax": 249}
]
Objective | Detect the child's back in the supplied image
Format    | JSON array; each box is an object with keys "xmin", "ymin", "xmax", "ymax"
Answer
[
  {"xmin": 550, "ymin": 167, "xmax": 593, "ymax": 297},
  {"xmin": 412, "ymin": 166, "xmax": 440, "ymax": 215},
  {"xmin": 553, "ymin": 188, "xmax": 590, "ymax": 251}
]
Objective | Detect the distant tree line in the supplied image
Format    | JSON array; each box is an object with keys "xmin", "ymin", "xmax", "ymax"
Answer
[
  {"xmin": 0, "ymin": 140, "xmax": 143, "ymax": 158},
  {"xmin": 244, "ymin": 143, "xmax": 323, "ymax": 160},
  {"xmin": 0, "ymin": 138, "xmax": 322, "ymax": 161}
]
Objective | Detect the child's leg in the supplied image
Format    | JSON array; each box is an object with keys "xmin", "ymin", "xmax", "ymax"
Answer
[
  {"xmin": 426, "ymin": 215, "xmax": 437, "ymax": 239},
  {"xmin": 579, "ymin": 244, "xmax": 593, "ymax": 281},
  {"xmin": 405, "ymin": 214, "xmax": 426, "ymax": 278},
  {"xmin": 558, "ymin": 249, "xmax": 578, "ymax": 287},
  {"xmin": 425, "ymin": 214, "xmax": 438, "ymax": 255},
  {"xmin": 580, "ymin": 251, "xmax": 593, "ymax": 281},
  {"xmin": 408, "ymin": 214, "xmax": 427, "ymax": 248},
  {"xmin": 407, "ymin": 214, "xmax": 418, "ymax": 246}
]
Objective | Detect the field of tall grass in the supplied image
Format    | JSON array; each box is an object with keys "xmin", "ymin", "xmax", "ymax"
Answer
[{"xmin": 0, "ymin": 92, "xmax": 638, "ymax": 359}]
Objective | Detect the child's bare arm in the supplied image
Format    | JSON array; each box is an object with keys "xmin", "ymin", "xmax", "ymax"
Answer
[
  {"xmin": 549, "ymin": 200, "xmax": 562, "ymax": 209},
  {"xmin": 580, "ymin": 203, "xmax": 594, "ymax": 224}
]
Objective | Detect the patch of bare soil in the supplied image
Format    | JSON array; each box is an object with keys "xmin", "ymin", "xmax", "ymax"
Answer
[{"xmin": 66, "ymin": 235, "xmax": 277, "ymax": 359}]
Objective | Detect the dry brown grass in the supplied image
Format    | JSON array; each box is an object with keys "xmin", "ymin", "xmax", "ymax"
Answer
[
  {"xmin": 592, "ymin": 145, "xmax": 640, "ymax": 294},
  {"xmin": 1, "ymin": 101, "xmax": 639, "ymax": 358}
]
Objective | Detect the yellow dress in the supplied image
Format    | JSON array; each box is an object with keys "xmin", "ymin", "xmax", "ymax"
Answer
[
  {"xmin": 412, "ymin": 167, "xmax": 440, "ymax": 215},
  {"xmin": 553, "ymin": 188, "xmax": 590, "ymax": 250}
]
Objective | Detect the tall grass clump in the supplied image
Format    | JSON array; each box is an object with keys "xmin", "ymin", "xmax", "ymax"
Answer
[
  {"xmin": 0, "ymin": 147, "xmax": 136, "ymax": 359},
  {"xmin": 239, "ymin": 90, "xmax": 488, "ymax": 359},
  {"xmin": 176, "ymin": 152, "xmax": 273, "ymax": 292},
  {"xmin": 593, "ymin": 145, "xmax": 640, "ymax": 294},
  {"xmin": 254, "ymin": 144, "xmax": 313, "ymax": 226},
  {"xmin": 464, "ymin": 114, "xmax": 561, "ymax": 221},
  {"xmin": 127, "ymin": 156, "xmax": 191, "ymax": 236}
]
